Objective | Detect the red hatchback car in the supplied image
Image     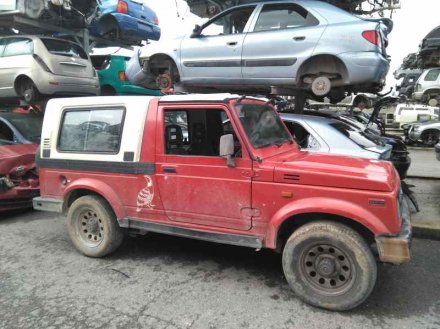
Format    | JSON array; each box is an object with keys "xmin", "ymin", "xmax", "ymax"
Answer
[{"xmin": 0, "ymin": 141, "xmax": 39, "ymax": 212}]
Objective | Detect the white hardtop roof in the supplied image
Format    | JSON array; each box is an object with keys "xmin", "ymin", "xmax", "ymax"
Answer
[{"xmin": 46, "ymin": 96, "xmax": 156, "ymax": 108}]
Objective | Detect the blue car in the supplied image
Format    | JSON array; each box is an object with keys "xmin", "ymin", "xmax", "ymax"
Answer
[{"xmin": 90, "ymin": 0, "xmax": 161, "ymax": 45}]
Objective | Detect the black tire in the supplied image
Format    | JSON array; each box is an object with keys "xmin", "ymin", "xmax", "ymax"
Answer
[
  {"xmin": 67, "ymin": 195, "xmax": 124, "ymax": 257},
  {"xmin": 282, "ymin": 221, "xmax": 376, "ymax": 311}
]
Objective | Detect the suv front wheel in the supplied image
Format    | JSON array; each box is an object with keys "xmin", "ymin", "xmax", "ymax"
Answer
[
  {"xmin": 67, "ymin": 195, "xmax": 124, "ymax": 257},
  {"xmin": 282, "ymin": 221, "xmax": 376, "ymax": 311}
]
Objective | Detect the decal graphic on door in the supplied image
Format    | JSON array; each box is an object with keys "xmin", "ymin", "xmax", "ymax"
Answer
[{"xmin": 136, "ymin": 175, "xmax": 155, "ymax": 212}]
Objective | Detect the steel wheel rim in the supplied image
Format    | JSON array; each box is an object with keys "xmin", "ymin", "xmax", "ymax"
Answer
[
  {"xmin": 299, "ymin": 243, "xmax": 355, "ymax": 296},
  {"xmin": 76, "ymin": 208, "xmax": 104, "ymax": 248}
]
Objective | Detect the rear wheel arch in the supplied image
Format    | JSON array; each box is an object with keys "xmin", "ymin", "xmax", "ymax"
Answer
[
  {"xmin": 98, "ymin": 14, "xmax": 120, "ymax": 38},
  {"xmin": 64, "ymin": 185, "xmax": 124, "ymax": 219},
  {"xmin": 14, "ymin": 75, "xmax": 38, "ymax": 95},
  {"xmin": 296, "ymin": 54, "xmax": 349, "ymax": 87},
  {"xmin": 100, "ymin": 85, "xmax": 116, "ymax": 96}
]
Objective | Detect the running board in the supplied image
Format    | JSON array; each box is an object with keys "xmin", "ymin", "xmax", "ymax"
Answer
[{"xmin": 119, "ymin": 218, "xmax": 263, "ymax": 249}]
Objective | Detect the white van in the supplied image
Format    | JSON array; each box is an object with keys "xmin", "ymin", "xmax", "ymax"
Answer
[{"xmin": 393, "ymin": 103, "xmax": 439, "ymax": 127}]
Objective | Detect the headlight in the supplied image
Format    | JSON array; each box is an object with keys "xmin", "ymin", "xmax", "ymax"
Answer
[{"xmin": 413, "ymin": 125, "xmax": 421, "ymax": 132}]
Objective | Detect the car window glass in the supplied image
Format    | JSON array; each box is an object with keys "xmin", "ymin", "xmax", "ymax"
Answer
[
  {"xmin": 283, "ymin": 121, "xmax": 310, "ymax": 148},
  {"xmin": 424, "ymin": 69, "xmax": 440, "ymax": 81},
  {"xmin": 58, "ymin": 108, "xmax": 125, "ymax": 153},
  {"xmin": 235, "ymin": 104, "xmax": 292, "ymax": 149},
  {"xmin": 164, "ymin": 109, "xmax": 241, "ymax": 157},
  {"xmin": 3, "ymin": 38, "xmax": 33, "ymax": 57},
  {"xmin": 41, "ymin": 38, "xmax": 88, "ymax": 59},
  {"xmin": 329, "ymin": 121, "xmax": 377, "ymax": 148},
  {"xmin": 0, "ymin": 121, "xmax": 14, "ymax": 141},
  {"xmin": 202, "ymin": 6, "xmax": 255, "ymax": 36},
  {"xmin": 254, "ymin": 3, "xmax": 318, "ymax": 32},
  {"xmin": 1, "ymin": 114, "xmax": 42, "ymax": 143}
]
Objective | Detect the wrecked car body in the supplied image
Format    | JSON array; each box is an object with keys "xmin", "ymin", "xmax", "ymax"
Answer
[{"xmin": 0, "ymin": 141, "xmax": 39, "ymax": 212}]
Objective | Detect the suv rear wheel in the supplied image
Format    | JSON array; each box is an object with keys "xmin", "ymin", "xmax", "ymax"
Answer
[
  {"xmin": 282, "ymin": 221, "xmax": 376, "ymax": 311},
  {"xmin": 67, "ymin": 195, "xmax": 124, "ymax": 257}
]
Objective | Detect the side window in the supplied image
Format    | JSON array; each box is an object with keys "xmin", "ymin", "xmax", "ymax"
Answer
[
  {"xmin": 3, "ymin": 38, "xmax": 33, "ymax": 57},
  {"xmin": 201, "ymin": 6, "xmax": 255, "ymax": 36},
  {"xmin": 253, "ymin": 4, "xmax": 318, "ymax": 32},
  {"xmin": 0, "ymin": 121, "xmax": 14, "ymax": 141},
  {"xmin": 283, "ymin": 121, "xmax": 310, "ymax": 148},
  {"xmin": 424, "ymin": 69, "xmax": 440, "ymax": 81},
  {"xmin": 58, "ymin": 107, "xmax": 125, "ymax": 153},
  {"xmin": 164, "ymin": 109, "xmax": 241, "ymax": 157}
]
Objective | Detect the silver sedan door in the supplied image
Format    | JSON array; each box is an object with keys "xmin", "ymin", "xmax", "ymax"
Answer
[
  {"xmin": 180, "ymin": 5, "xmax": 256, "ymax": 84},
  {"xmin": 242, "ymin": 3, "xmax": 326, "ymax": 82}
]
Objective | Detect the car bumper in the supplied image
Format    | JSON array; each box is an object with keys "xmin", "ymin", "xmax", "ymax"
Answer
[
  {"xmin": 108, "ymin": 13, "xmax": 161, "ymax": 41},
  {"xmin": 33, "ymin": 73, "xmax": 100, "ymax": 96},
  {"xmin": 338, "ymin": 51, "xmax": 389, "ymax": 85},
  {"xmin": 33, "ymin": 196, "xmax": 64, "ymax": 213},
  {"xmin": 0, "ymin": 186, "xmax": 40, "ymax": 212},
  {"xmin": 435, "ymin": 143, "xmax": 440, "ymax": 161},
  {"xmin": 408, "ymin": 130, "xmax": 422, "ymax": 141},
  {"xmin": 375, "ymin": 198, "xmax": 412, "ymax": 264}
]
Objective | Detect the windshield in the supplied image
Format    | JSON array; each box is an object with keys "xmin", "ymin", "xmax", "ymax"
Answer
[
  {"xmin": 329, "ymin": 121, "xmax": 380, "ymax": 149},
  {"xmin": 2, "ymin": 114, "xmax": 43, "ymax": 143},
  {"xmin": 234, "ymin": 103, "xmax": 292, "ymax": 149}
]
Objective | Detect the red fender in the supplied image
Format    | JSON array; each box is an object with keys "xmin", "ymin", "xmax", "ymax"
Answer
[
  {"xmin": 265, "ymin": 197, "xmax": 390, "ymax": 249},
  {"xmin": 63, "ymin": 178, "xmax": 125, "ymax": 219}
]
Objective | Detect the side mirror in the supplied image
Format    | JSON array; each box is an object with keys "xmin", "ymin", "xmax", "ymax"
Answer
[
  {"xmin": 219, "ymin": 134, "xmax": 235, "ymax": 168},
  {"xmin": 190, "ymin": 24, "xmax": 202, "ymax": 38}
]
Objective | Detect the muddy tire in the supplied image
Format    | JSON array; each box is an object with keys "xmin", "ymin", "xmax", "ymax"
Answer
[
  {"xmin": 67, "ymin": 195, "xmax": 124, "ymax": 257},
  {"xmin": 282, "ymin": 221, "xmax": 376, "ymax": 311}
]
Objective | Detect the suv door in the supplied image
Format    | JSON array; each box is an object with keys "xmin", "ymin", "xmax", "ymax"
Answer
[
  {"xmin": 155, "ymin": 105, "xmax": 253, "ymax": 231},
  {"xmin": 179, "ymin": 5, "xmax": 256, "ymax": 83},
  {"xmin": 242, "ymin": 3, "xmax": 325, "ymax": 81}
]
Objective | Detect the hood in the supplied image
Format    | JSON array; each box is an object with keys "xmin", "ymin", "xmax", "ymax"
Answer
[
  {"xmin": 414, "ymin": 120, "xmax": 440, "ymax": 128},
  {"xmin": 0, "ymin": 144, "xmax": 38, "ymax": 176},
  {"xmin": 273, "ymin": 151, "xmax": 396, "ymax": 192}
]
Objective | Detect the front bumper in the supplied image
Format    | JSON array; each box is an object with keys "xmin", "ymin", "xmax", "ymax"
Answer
[{"xmin": 375, "ymin": 198, "xmax": 412, "ymax": 264}]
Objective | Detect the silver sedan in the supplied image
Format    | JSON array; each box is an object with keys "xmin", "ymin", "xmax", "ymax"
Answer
[
  {"xmin": 281, "ymin": 113, "xmax": 392, "ymax": 159},
  {"xmin": 128, "ymin": 0, "xmax": 391, "ymax": 102}
]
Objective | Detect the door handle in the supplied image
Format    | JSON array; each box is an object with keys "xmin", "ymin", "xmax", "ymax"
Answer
[
  {"xmin": 293, "ymin": 36, "xmax": 306, "ymax": 41},
  {"xmin": 163, "ymin": 167, "xmax": 177, "ymax": 173},
  {"xmin": 226, "ymin": 41, "xmax": 237, "ymax": 46}
]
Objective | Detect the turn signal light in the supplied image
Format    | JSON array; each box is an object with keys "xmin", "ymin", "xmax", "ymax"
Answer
[
  {"xmin": 117, "ymin": 0, "xmax": 128, "ymax": 14},
  {"xmin": 154, "ymin": 15, "xmax": 159, "ymax": 25},
  {"xmin": 362, "ymin": 30, "xmax": 379, "ymax": 46},
  {"xmin": 118, "ymin": 71, "xmax": 128, "ymax": 81}
]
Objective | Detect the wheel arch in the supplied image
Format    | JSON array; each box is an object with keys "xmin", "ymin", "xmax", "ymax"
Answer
[
  {"xmin": 266, "ymin": 198, "xmax": 387, "ymax": 251},
  {"xmin": 64, "ymin": 179, "xmax": 125, "ymax": 219},
  {"xmin": 148, "ymin": 53, "xmax": 182, "ymax": 79},
  {"xmin": 296, "ymin": 54, "xmax": 349, "ymax": 86},
  {"xmin": 97, "ymin": 14, "xmax": 120, "ymax": 35},
  {"xmin": 14, "ymin": 74, "xmax": 37, "ymax": 96}
]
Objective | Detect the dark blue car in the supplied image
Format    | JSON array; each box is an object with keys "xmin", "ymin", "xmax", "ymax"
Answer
[{"xmin": 90, "ymin": 0, "xmax": 161, "ymax": 45}]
